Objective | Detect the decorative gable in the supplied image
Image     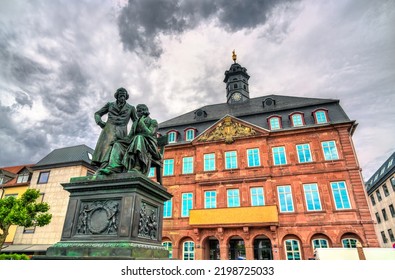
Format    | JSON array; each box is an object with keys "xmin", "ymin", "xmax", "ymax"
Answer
[{"xmin": 196, "ymin": 115, "xmax": 268, "ymax": 144}]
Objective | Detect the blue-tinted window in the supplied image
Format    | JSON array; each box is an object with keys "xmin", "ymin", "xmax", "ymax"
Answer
[
  {"xmin": 183, "ymin": 241, "xmax": 195, "ymax": 260},
  {"xmin": 303, "ymin": 183, "xmax": 322, "ymax": 211},
  {"xmin": 278, "ymin": 185, "xmax": 294, "ymax": 212},
  {"xmin": 273, "ymin": 147, "xmax": 287, "ymax": 165},
  {"xmin": 163, "ymin": 199, "xmax": 172, "ymax": 218},
  {"xmin": 181, "ymin": 193, "xmax": 193, "ymax": 217},
  {"xmin": 182, "ymin": 157, "xmax": 194, "ymax": 174},
  {"xmin": 168, "ymin": 131, "xmax": 177, "ymax": 143},
  {"xmin": 250, "ymin": 187, "xmax": 265, "ymax": 206},
  {"xmin": 225, "ymin": 151, "xmax": 238, "ymax": 169},
  {"xmin": 331, "ymin": 181, "xmax": 351, "ymax": 210},
  {"xmin": 37, "ymin": 171, "xmax": 50, "ymax": 184},
  {"xmin": 297, "ymin": 144, "xmax": 312, "ymax": 163},
  {"xmin": 312, "ymin": 239, "xmax": 329, "ymax": 249},
  {"xmin": 315, "ymin": 110, "xmax": 328, "ymax": 124},
  {"xmin": 162, "ymin": 242, "xmax": 172, "ymax": 259},
  {"xmin": 285, "ymin": 239, "xmax": 301, "ymax": 260},
  {"xmin": 163, "ymin": 159, "xmax": 174, "ymax": 176},
  {"xmin": 204, "ymin": 191, "xmax": 217, "ymax": 209},
  {"xmin": 291, "ymin": 114, "xmax": 304, "ymax": 127},
  {"xmin": 322, "ymin": 141, "xmax": 339, "ymax": 160},
  {"xmin": 342, "ymin": 238, "xmax": 357, "ymax": 248},
  {"xmin": 204, "ymin": 153, "xmax": 215, "ymax": 171},
  {"xmin": 227, "ymin": 189, "xmax": 240, "ymax": 207},
  {"xmin": 186, "ymin": 129, "xmax": 195, "ymax": 141},
  {"xmin": 247, "ymin": 148, "xmax": 260, "ymax": 167},
  {"xmin": 269, "ymin": 117, "xmax": 281, "ymax": 130}
]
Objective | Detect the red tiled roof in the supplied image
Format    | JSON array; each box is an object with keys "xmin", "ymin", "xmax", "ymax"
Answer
[{"xmin": 0, "ymin": 164, "xmax": 35, "ymax": 187}]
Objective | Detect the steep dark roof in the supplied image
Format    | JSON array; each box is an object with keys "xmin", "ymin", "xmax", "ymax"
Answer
[
  {"xmin": 365, "ymin": 151, "xmax": 395, "ymax": 193},
  {"xmin": 33, "ymin": 144, "xmax": 95, "ymax": 170},
  {"xmin": 158, "ymin": 94, "xmax": 351, "ymax": 142}
]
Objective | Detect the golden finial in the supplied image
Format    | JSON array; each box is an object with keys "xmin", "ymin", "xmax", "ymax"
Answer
[{"xmin": 232, "ymin": 49, "xmax": 237, "ymax": 63}]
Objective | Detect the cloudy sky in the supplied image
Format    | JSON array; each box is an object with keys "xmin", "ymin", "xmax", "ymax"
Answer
[{"xmin": 0, "ymin": 0, "xmax": 394, "ymax": 181}]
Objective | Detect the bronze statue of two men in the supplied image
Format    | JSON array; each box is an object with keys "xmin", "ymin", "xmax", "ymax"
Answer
[{"xmin": 91, "ymin": 87, "xmax": 161, "ymax": 176}]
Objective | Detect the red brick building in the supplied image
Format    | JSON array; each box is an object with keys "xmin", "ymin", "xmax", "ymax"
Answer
[{"xmin": 155, "ymin": 55, "xmax": 379, "ymax": 260}]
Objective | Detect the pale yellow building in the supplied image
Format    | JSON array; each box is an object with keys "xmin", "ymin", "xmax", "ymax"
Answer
[
  {"xmin": 3, "ymin": 145, "xmax": 96, "ymax": 255},
  {"xmin": 365, "ymin": 151, "xmax": 395, "ymax": 248},
  {"xmin": 0, "ymin": 165, "xmax": 34, "ymax": 244}
]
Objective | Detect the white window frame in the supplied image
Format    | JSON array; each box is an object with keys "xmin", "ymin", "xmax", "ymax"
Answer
[
  {"xmin": 322, "ymin": 141, "xmax": 339, "ymax": 160},
  {"xmin": 225, "ymin": 151, "xmax": 238, "ymax": 169},
  {"xmin": 303, "ymin": 183, "xmax": 322, "ymax": 211},
  {"xmin": 181, "ymin": 193, "xmax": 193, "ymax": 217},
  {"xmin": 185, "ymin": 129, "xmax": 195, "ymax": 141},
  {"xmin": 227, "ymin": 189, "xmax": 240, "ymax": 207},
  {"xmin": 204, "ymin": 190, "xmax": 217, "ymax": 209},
  {"xmin": 277, "ymin": 185, "xmax": 294, "ymax": 212},
  {"xmin": 247, "ymin": 148, "xmax": 261, "ymax": 167},
  {"xmin": 204, "ymin": 153, "xmax": 216, "ymax": 171},
  {"xmin": 182, "ymin": 156, "xmax": 194, "ymax": 174},
  {"xmin": 250, "ymin": 187, "xmax": 265, "ymax": 206},
  {"xmin": 168, "ymin": 131, "xmax": 177, "ymax": 143}
]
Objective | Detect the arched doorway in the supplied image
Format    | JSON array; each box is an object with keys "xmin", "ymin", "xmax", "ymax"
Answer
[
  {"xmin": 253, "ymin": 235, "xmax": 273, "ymax": 260},
  {"xmin": 228, "ymin": 236, "xmax": 246, "ymax": 260},
  {"xmin": 208, "ymin": 237, "xmax": 220, "ymax": 260}
]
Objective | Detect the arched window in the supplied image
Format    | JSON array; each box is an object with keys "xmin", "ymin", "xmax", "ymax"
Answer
[
  {"xmin": 162, "ymin": 241, "xmax": 173, "ymax": 258},
  {"xmin": 183, "ymin": 241, "xmax": 195, "ymax": 260},
  {"xmin": 184, "ymin": 128, "xmax": 196, "ymax": 141},
  {"xmin": 284, "ymin": 239, "xmax": 301, "ymax": 260},
  {"xmin": 312, "ymin": 238, "xmax": 329, "ymax": 249},
  {"xmin": 268, "ymin": 116, "xmax": 282, "ymax": 130},
  {"xmin": 167, "ymin": 131, "xmax": 177, "ymax": 143},
  {"xmin": 313, "ymin": 109, "xmax": 329, "ymax": 124},
  {"xmin": 342, "ymin": 238, "xmax": 358, "ymax": 248},
  {"xmin": 290, "ymin": 113, "xmax": 304, "ymax": 127}
]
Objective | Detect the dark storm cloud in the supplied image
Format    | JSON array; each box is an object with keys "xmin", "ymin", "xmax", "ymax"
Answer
[
  {"xmin": 118, "ymin": 0, "xmax": 297, "ymax": 57},
  {"xmin": 0, "ymin": 27, "xmax": 49, "ymax": 85},
  {"xmin": 0, "ymin": 101, "xmax": 49, "ymax": 165},
  {"xmin": 43, "ymin": 61, "xmax": 88, "ymax": 115},
  {"xmin": 0, "ymin": 1, "xmax": 105, "ymax": 166}
]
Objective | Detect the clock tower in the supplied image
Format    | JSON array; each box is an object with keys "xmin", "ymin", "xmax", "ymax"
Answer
[{"xmin": 224, "ymin": 50, "xmax": 250, "ymax": 104}]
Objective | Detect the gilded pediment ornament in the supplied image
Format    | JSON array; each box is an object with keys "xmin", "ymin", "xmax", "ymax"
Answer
[{"xmin": 198, "ymin": 116, "xmax": 257, "ymax": 144}]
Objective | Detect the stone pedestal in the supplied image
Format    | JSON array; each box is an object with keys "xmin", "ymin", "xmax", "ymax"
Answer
[{"xmin": 35, "ymin": 171, "xmax": 172, "ymax": 260}]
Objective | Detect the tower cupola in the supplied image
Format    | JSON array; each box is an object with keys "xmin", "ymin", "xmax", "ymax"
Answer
[{"xmin": 224, "ymin": 50, "xmax": 250, "ymax": 104}]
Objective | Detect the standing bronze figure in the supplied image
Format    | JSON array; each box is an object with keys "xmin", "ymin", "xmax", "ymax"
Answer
[
  {"xmin": 97, "ymin": 104, "xmax": 161, "ymax": 176},
  {"xmin": 91, "ymin": 88, "xmax": 137, "ymax": 169}
]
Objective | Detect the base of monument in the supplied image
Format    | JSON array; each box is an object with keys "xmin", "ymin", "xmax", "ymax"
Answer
[
  {"xmin": 33, "ymin": 241, "xmax": 169, "ymax": 260},
  {"xmin": 33, "ymin": 171, "xmax": 172, "ymax": 260}
]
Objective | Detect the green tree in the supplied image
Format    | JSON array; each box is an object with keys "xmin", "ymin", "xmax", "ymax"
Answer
[{"xmin": 0, "ymin": 189, "xmax": 52, "ymax": 251}]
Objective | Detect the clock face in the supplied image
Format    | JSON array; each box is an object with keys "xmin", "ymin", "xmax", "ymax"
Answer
[{"xmin": 232, "ymin": 92, "xmax": 242, "ymax": 101}]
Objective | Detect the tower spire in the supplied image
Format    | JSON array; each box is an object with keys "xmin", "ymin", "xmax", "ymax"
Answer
[{"xmin": 224, "ymin": 51, "xmax": 250, "ymax": 104}]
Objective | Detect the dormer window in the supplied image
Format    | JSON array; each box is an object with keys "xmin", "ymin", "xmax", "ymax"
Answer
[
  {"xmin": 268, "ymin": 115, "xmax": 282, "ymax": 130},
  {"xmin": 313, "ymin": 109, "xmax": 329, "ymax": 124},
  {"xmin": 185, "ymin": 128, "xmax": 196, "ymax": 141},
  {"xmin": 16, "ymin": 172, "xmax": 30, "ymax": 183},
  {"xmin": 290, "ymin": 113, "xmax": 305, "ymax": 127},
  {"xmin": 167, "ymin": 131, "xmax": 178, "ymax": 143}
]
